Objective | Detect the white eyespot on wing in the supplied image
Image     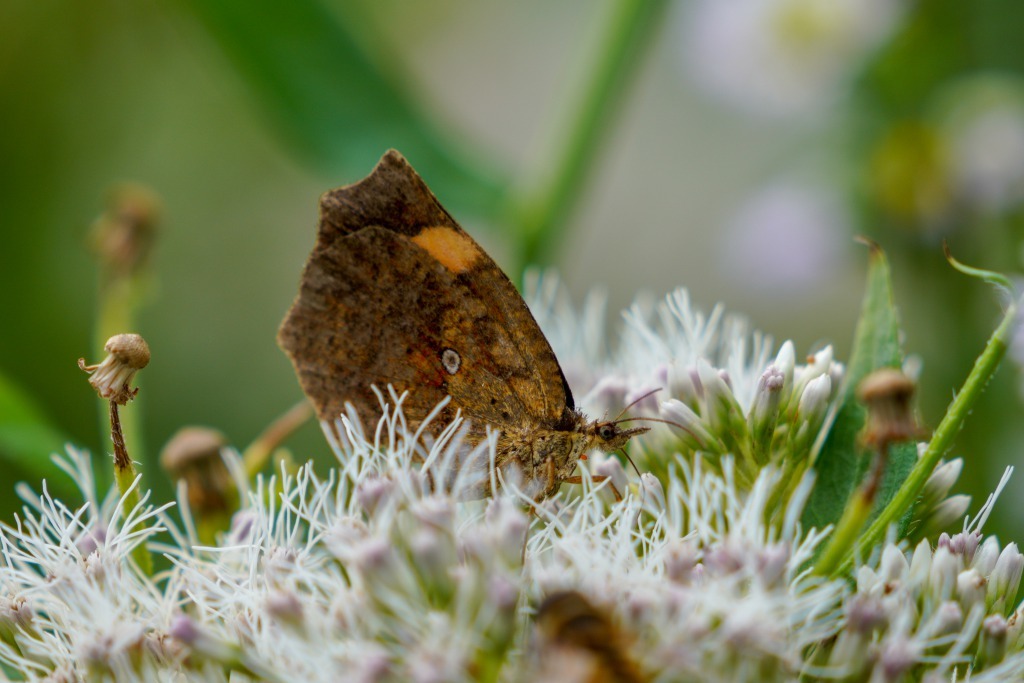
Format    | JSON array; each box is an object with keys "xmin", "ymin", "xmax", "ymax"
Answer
[{"xmin": 441, "ymin": 348, "xmax": 461, "ymax": 375}]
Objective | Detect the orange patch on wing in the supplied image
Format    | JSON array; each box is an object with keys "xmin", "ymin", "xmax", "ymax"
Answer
[{"xmin": 410, "ymin": 226, "xmax": 482, "ymax": 274}]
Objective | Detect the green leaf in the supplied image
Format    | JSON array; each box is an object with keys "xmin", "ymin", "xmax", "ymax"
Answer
[
  {"xmin": 175, "ymin": 0, "xmax": 507, "ymax": 217},
  {"xmin": 802, "ymin": 242, "xmax": 915, "ymax": 530},
  {"xmin": 0, "ymin": 370, "xmax": 76, "ymax": 495}
]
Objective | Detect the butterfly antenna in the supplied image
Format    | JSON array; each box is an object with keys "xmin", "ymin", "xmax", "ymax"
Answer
[
  {"xmin": 612, "ymin": 387, "xmax": 663, "ymax": 422},
  {"xmin": 613, "ymin": 415, "xmax": 707, "ymax": 450}
]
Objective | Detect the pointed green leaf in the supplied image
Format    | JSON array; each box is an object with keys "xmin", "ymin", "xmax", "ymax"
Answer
[
  {"xmin": 0, "ymin": 370, "xmax": 76, "ymax": 495},
  {"xmin": 175, "ymin": 0, "xmax": 507, "ymax": 217},
  {"xmin": 803, "ymin": 242, "xmax": 916, "ymax": 529}
]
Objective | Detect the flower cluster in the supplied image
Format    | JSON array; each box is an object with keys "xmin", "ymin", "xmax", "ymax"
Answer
[
  {"xmin": 0, "ymin": 285, "xmax": 1019, "ymax": 681},
  {"xmin": 527, "ymin": 273, "xmax": 842, "ymax": 489}
]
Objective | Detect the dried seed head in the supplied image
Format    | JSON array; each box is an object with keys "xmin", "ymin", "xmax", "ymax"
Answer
[
  {"xmin": 78, "ymin": 334, "xmax": 151, "ymax": 405},
  {"xmin": 160, "ymin": 427, "xmax": 234, "ymax": 515},
  {"xmin": 857, "ymin": 368, "xmax": 920, "ymax": 449},
  {"xmin": 91, "ymin": 182, "xmax": 161, "ymax": 278},
  {"xmin": 160, "ymin": 427, "xmax": 225, "ymax": 473},
  {"xmin": 104, "ymin": 333, "xmax": 151, "ymax": 369}
]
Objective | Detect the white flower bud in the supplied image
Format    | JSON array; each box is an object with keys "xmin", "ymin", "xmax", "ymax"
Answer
[
  {"xmin": 918, "ymin": 495, "xmax": 971, "ymax": 538},
  {"xmin": 640, "ymin": 473, "xmax": 666, "ymax": 513},
  {"xmin": 792, "ymin": 346, "xmax": 832, "ymax": 397},
  {"xmin": 663, "ymin": 541, "xmax": 700, "ymax": 584},
  {"xmin": 356, "ymin": 477, "xmax": 395, "ymax": 515},
  {"xmin": 660, "ymin": 399, "xmax": 720, "ymax": 451},
  {"xmin": 988, "ymin": 543, "xmax": 1024, "ymax": 613},
  {"xmin": 586, "ymin": 375, "xmax": 631, "ymax": 413},
  {"xmin": 354, "ymin": 645, "xmax": 393, "ymax": 683},
  {"xmin": 486, "ymin": 575, "xmax": 518, "ymax": 611},
  {"xmin": 1007, "ymin": 605, "xmax": 1024, "ymax": 651},
  {"xmin": 774, "ymin": 341, "xmax": 796, "ymax": 391},
  {"xmin": 266, "ymin": 590, "xmax": 304, "ymax": 629},
  {"xmin": 624, "ymin": 384, "xmax": 661, "ymax": 414},
  {"xmin": 879, "ymin": 545, "xmax": 910, "ymax": 584},
  {"xmin": 908, "ymin": 540, "xmax": 933, "ymax": 589},
  {"xmin": 924, "ymin": 602, "xmax": 963, "ymax": 640},
  {"xmin": 928, "ymin": 547, "xmax": 960, "ymax": 602},
  {"xmin": 828, "ymin": 361, "xmax": 845, "ymax": 396},
  {"xmin": 748, "ymin": 365, "xmax": 785, "ymax": 448},
  {"xmin": 0, "ymin": 595, "xmax": 33, "ymax": 637},
  {"xmin": 919, "ymin": 459, "xmax": 964, "ymax": 511},
  {"xmin": 413, "ymin": 496, "xmax": 455, "ymax": 531},
  {"xmin": 485, "ymin": 499, "xmax": 529, "ymax": 568},
  {"xmin": 353, "ymin": 538, "xmax": 395, "ymax": 577},
  {"xmin": 756, "ymin": 542, "xmax": 790, "ymax": 587},
  {"xmin": 169, "ymin": 614, "xmax": 236, "ymax": 662},
  {"xmin": 973, "ymin": 536, "xmax": 1002, "ymax": 576},
  {"xmin": 956, "ymin": 569, "xmax": 987, "ymax": 610},
  {"xmin": 797, "ymin": 375, "xmax": 832, "ymax": 427},
  {"xmin": 409, "ymin": 527, "xmax": 456, "ymax": 594},
  {"xmin": 980, "ymin": 614, "xmax": 1009, "ymax": 666},
  {"xmin": 808, "ymin": 346, "xmax": 834, "ymax": 375},
  {"xmin": 857, "ymin": 565, "xmax": 881, "ymax": 594},
  {"xmin": 696, "ymin": 359, "xmax": 744, "ymax": 437},
  {"xmin": 844, "ymin": 594, "xmax": 886, "ymax": 634},
  {"xmin": 667, "ymin": 363, "xmax": 702, "ymax": 406},
  {"xmin": 876, "ymin": 636, "xmax": 918, "ymax": 682}
]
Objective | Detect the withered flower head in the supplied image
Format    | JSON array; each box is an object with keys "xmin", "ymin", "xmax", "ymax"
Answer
[
  {"xmin": 160, "ymin": 427, "xmax": 234, "ymax": 515},
  {"xmin": 857, "ymin": 368, "xmax": 920, "ymax": 449},
  {"xmin": 78, "ymin": 334, "xmax": 151, "ymax": 405},
  {"xmin": 90, "ymin": 182, "xmax": 161, "ymax": 278}
]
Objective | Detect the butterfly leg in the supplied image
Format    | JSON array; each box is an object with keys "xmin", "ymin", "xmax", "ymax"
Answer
[
  {"xmin": 564, "ymin": 475, "xmax": 623, "ymax": 502},
  {"xmin": 543, "ymin": 456, "xmax": 558, "ymax": 499}
]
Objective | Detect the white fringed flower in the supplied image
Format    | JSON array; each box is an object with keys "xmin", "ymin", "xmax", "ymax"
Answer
[
  {"xmin": 0, "ymin": 288, "xmax": 1017, "ymax": 681},
  {"xmin": 0, "ymin": 449, "xmax": 179, "ymax": 681},
  {"xmin": 526, "ymin": 273, "xmax": 843, "ymax": 482}
]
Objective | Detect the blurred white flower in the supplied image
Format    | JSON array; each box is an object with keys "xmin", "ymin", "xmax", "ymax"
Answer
[
  {"xmin": 720, "ymin": 181, "xmax": 849, "ymax": 292},
  {"xmin": 938, "ymin": 76, "xmax": 1024, "ymax": 213},
  {"xmin": 681, "ymin": 0, "xmax": 904, "ymax": 118}
]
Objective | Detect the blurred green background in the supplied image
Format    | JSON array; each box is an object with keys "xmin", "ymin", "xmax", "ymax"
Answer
[{"xmin": 3, "ymin": 0, "xmax": 1024, "ymax": 540}]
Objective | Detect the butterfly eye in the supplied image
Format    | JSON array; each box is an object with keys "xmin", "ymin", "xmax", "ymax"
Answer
[{"xmin": 598, "ymin": 424, "xmax": 615, "ymax": 441}]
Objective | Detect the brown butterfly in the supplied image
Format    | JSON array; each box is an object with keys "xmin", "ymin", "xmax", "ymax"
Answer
[{"xmin": 277, "ymin": 150, "xmax": 647, "ymax": 499}]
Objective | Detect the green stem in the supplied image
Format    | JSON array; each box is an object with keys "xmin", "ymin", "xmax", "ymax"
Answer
[
  {"xmin": 833, "ymin": 296, "xmax": 1017, "ymax": 576},
  {"xmin": 242, "ymin": 400, "xmax": 314, "ymax": 479},
  {"xmin": 109, "ymin": 401, "xmax": 153, "ymax": 575},
  {"xmin": 505, "ymin": 0, "xmax": 670, "ymax": 272},
  {"xmin": 96, "ymin": 277, "xmax": 146, "ymax": 467},
  {"xmin": 814, "ymin": 445, "xmax": 888, "ymax": 576}
]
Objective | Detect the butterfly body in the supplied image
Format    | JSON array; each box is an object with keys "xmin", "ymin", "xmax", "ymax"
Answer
[
  {"xmin": 498, "ymin": 413, "xmax": 641, "ymax": 499},
  {"xmin": 278, "ymin": 150, "xmax": 645, "ymax": 499}
]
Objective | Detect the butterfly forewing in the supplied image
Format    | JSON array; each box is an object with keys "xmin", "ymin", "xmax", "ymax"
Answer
[{"xmin": 278, "ymin": 150, "xmax": 574, "ymax": 441}]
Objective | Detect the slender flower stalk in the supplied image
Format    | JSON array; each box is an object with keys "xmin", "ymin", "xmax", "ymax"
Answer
[
  {"xmin": 90, "ymin": 184, "xmax": 160, "ymax": 469},
  {"xmin": 241, "ymin": 400, "xmax": 315, "ymax": 478},
  {"xmin": 505, "ymin": 0, "xmax": 671, "ymax": 271},
  {"xmin": 79, "ymin": 333, "xmax": 153, "ymax": 575}
]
